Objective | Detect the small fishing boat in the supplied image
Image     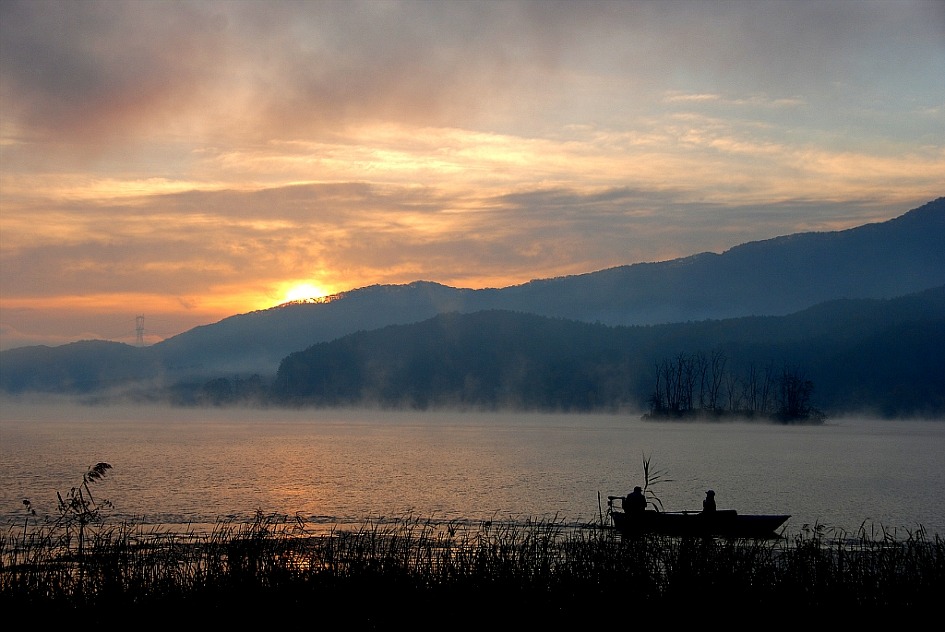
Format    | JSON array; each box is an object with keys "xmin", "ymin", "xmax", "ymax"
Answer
[{"xmin": 606, "ymin": 496, "xmax": 789, "ymax": 538}]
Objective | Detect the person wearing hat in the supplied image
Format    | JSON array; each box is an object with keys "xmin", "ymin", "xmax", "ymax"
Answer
[
  {"xmin": 623, "ymin": 486, "xmax": 647, "ymax": 513},
  {"xmin": 703, "ymin": 490, "xmax": 716, "ymax": 513}
]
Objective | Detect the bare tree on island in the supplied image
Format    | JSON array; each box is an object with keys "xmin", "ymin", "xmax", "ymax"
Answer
[
  {"xmin": 774, "ymin": 365, "xmax": 825, "ymax": 423},
  {"xmin": 644, "ymin": 351, "xmax": 824, "ymax": 424}
]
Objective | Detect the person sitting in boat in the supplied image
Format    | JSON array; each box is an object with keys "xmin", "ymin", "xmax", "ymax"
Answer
[
  {"xmin": 703, "ymin": 490, "xmax": 717, "ymax": 513},
  {"xmin": 622, "ymin": 486, "xmax": 647, "ymax": 513}
]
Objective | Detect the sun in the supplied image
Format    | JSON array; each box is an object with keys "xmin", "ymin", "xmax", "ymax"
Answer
[{"xmin": 282, "ymin": 282, "xmax": 327, "ymax": 303}]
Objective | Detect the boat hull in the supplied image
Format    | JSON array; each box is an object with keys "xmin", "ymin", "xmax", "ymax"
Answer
[{"xmin": 611, "ymin": 509, "xmax": 789, "ymax": 538}]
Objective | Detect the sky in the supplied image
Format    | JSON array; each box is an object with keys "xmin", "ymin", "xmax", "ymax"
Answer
[{"xmin": 1, "ymin": 0, "xmax": 942, "ymax": 350}]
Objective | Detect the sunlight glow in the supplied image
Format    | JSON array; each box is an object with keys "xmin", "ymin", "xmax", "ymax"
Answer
[{"xmin": 282, "ymin": 282, "xmax": 327, "ymax": 303}]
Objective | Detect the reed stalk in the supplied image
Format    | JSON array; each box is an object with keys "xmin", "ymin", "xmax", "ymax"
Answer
[{"xmin": 1, "ymin": 513, "xmax": 941, "ymax": 624}]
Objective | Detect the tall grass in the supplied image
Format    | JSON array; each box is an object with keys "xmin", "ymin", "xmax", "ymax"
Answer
[{"xmin": 1, "ymin": 513, "xmax": 941, "ymax": 625}]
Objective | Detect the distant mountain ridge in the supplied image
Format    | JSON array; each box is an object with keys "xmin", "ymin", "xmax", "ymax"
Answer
[
  {"xmin": 147, "ymin": 196, "xmax": 945, "ymax": 377},
  {"xmin": 270, "ymin": 285, "xmax": 945, "ymax": 417},
  {"xmin": 1, "ymin": 197, "xmax": 943, "ymax": 397}
]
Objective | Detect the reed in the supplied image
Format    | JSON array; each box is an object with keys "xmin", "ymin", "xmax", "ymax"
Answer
[{"xmin": 1, "ymin": 513, "xmax": 941, "ymax": 624}]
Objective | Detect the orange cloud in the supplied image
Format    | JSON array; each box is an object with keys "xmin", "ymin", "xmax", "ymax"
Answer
[{"xmin": 1, "ymin": 0, "xmax": 942, "ymax": 349}]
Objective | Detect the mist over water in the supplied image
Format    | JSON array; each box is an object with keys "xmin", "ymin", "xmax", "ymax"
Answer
[{"xmin": 1, "ymin": 399, "xmax": 942, "ymax": 537}]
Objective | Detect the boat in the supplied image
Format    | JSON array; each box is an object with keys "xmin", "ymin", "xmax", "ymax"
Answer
[{"xmin": 606, "ymin": 496, "xmax": 789, "ymax": 538}]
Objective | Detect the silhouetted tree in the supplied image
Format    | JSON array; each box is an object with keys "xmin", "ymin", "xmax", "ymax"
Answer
[
  {"xmin": 774, "ymin": 365, "xmax": 823, "ymax": 423},
  {"xmin": 646, "ymin": 352, "xmax": 823, "ymax": 423},
  {"xmin": 707, "ymin": 349, "xmax": 726, "ymax": 412}
]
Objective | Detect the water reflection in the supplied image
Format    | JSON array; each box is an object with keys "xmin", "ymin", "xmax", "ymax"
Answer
[{"xmin": 1, "ymin": 401, "xmax": 942, "ymax": 537}]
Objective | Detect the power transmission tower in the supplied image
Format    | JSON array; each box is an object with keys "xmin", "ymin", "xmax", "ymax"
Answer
[{"xmin": 135, "ymin": 315, "xmax": 145, "ymax": 346}]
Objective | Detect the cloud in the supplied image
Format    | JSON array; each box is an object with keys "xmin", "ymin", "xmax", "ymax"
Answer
[
  {"xmin": 0, "ymin": 1, "xmax": 229, "ymax": 150},
  {"xmin": 1, "ymin": 1, "xmax": 942, "ymax": 349},
  {"xmin": 3, "ymin": 179, "xmax": 929, "ymax": 303},
  {"xmin": 5, "ymin": 0, "xmax": 940, "ymax": 159}
]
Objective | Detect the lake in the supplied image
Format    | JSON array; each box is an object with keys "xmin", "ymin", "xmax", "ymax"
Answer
[{"xmin": 1, "ymin": 399, "xmax": 943, "ymax": 538}]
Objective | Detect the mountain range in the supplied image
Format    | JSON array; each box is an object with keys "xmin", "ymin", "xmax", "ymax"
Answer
[
  {"xmin": 1, "ymin": 196, "xmax": 943, "ymax": 417},
  {"xmin": 271, "ymin": 286, "xmax": 945, "ymax": 417}
]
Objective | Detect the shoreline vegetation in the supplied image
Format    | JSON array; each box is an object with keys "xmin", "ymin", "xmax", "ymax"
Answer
[
  {"xmin": 4, "ymin": 462, "xmax": 941, "ymax": 623},
  {"xmin": 2, "ymin": 512, "xmax": 941, "ymax": 624}
]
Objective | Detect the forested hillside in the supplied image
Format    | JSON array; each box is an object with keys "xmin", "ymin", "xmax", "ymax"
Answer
[
  {"xmin": 269, "ymin": 286, "xmax": 945, "ymax": 418},
  {"xmin": 3, "ymin": 199, "xmax": 942, "ymax": 394}
]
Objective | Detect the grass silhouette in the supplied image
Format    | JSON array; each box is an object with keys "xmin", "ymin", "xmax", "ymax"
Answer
[{"xmin": 2, "ymin": 511, "xmax": 941, "ymax": 625}]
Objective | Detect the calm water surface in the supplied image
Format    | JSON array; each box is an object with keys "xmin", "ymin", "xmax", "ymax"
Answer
[{"xmin": 1, "ymin": 400, "xmax": 943, "ymax": 537}]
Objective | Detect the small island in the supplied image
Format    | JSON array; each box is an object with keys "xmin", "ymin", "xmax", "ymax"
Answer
[{"xmin": 642, "ymin": 351, "xmax": 825, "ymax": 424}]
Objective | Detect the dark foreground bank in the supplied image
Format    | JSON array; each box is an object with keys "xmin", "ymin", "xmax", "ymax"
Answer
[{"xmin": 2, "ymin": 513, "xmax": 941, "ymax": 626}]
